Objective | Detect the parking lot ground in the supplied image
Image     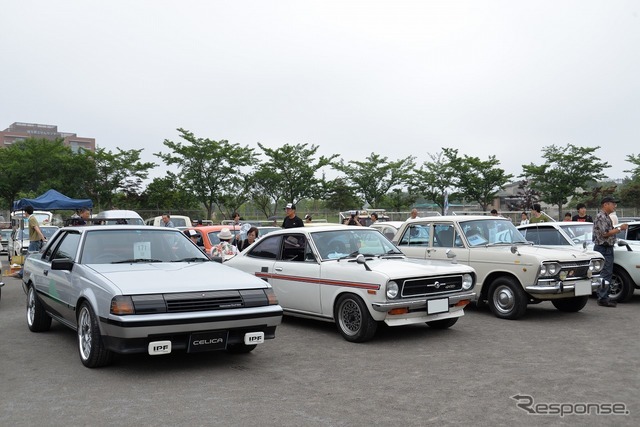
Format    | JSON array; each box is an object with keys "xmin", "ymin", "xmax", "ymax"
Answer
[{"xmin": 1, "ymin": 262, "xmax": 639, "ymax": 426}]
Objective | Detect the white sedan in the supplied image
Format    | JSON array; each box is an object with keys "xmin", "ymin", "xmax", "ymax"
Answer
[{"xmin": 226, "ymin": 225, "xmax": 476, "ymax": 342}]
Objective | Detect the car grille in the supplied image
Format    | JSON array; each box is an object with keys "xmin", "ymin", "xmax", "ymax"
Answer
[
  {"xmin": 400, "ymin": 275, "xmax": 464, "ymax": 297},
  {"xmin": 558, "ymin": 261, "xmax": 591, "ymax": 280},
  {"xmin": 132, "ymin": 289, "xmax": 268, "ymax": 314}
]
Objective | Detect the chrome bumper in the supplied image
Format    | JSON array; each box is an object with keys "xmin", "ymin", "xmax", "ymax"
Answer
[
  {"xmin": 371, "ymin": 291, "xmax": 476, "ymax": 312},
  {"xmin": 525, "ymin": 278, "xmax": 600, "ymax": 295}
]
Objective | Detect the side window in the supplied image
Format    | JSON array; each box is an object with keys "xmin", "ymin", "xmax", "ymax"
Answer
[
  {"xmin": 282, "ymin": 234, "xmax": 306, "ymax": 262},
  {"xmin": 44, "ymin": 230, "xmax": 68, "ymax": 259},
  {"xmin": 434, "ymin": 224, "xmax": 461, "ymax": 248},
  {"xmin": 52, "ymin": 232, "xmax": 81, "ymax": 261},
  {"xmin": 248, "ymin": 236, "xmax": 282, "ymax": 259},
  {"xmin": 398, "ymin": 224, "xmax": 430, "ymax": 246}
]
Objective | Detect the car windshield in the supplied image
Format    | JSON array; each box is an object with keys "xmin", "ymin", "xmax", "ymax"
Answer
[
  {"xmin": 313, "ymin": 229, "xmax": 403, "ymax": 260},
  {"xmin": 81, "ymin": 228, "xmax": 209, "ymax": 264},
  {"xmin": 461, "ymin": 219, "xmax": 528, "ymax": 246},
  {"xmin": 559, "ymin": 223, "xmax": 593, "ymax": 244}
]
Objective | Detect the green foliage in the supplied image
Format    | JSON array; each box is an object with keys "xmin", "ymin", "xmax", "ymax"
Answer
[
  {"xmin": 521, "ymin": 144, "xmax": 609, "ymax": 219},
  {"xmin": 624, "ymin": 154, "xmax": 640, "ymax": 181},
  {"xmin": 410, "ymin": 148, "xmax": 459, "ymax": 214},
  {"xmin": 457, "ymin": 154, "xmax": 513, "ymax": 211},
  {"xmin": 619, "ymin": 180, "xmax": 640, "ymax": 208},
  {"xmin": 335, "ymin": 153, "xmax": 415, "ymax": 208},
  {"xmin": 140, "ymin": 174, "xmax": 201, "ymax": 211},
  {"xmin": 381, "ymin": 189, "xmax": 417, "ymax": 212},
  {"xmin": 323, "ymin": 178, "xmax": 363, "ymax": 212},
  {"xmin": 251, "ymin": 143, "xmax": 338, "ymax": 217},
  {"xmin": 155, "ymin": 129, "xmax": 256, "ymax": 219}
]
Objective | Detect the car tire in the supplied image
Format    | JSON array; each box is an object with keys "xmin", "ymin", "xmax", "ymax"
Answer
[
  {"xmin": 426, "ymin": 317, "xmax": 458, "ymax": 329},
  {"xmin": 551, "ymin": 296, "xmax": 589, "ymax": 312},
  {"xmin": 610, "ymin": 266, "xmax": 635, "ymax": 303},
  {"xmin": 488, "ymin": 277, "xmax": 527, "ymax": 320},
  {"xmin": 26, "ymin": 285, "xmax": 52, "ymax": 332},
  {"xmin": 77, "ymin": 302, "xmax": 113, "ymax": 368},
  {"xmin": 334, "ymin": 293, "xmax": 378, "ymax": 342},
  {"xmin": 226, "ymin": 343, "xmax": 257, "ymax": 354}
]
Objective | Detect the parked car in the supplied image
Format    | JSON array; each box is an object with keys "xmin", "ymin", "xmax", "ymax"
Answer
[
  {"xmin": 92, "ymin": 210, "xmax": 144, "ymax": 225},
  {"xmin": 393, "ymin": 216, "xmax": 604, "ymax": 319},
  {"xmin": 1, "ymin": 228, "xmax": 12, "ymax": 255},
  {"xmin": 21, "ymin": 225, "xmax": 283, "ymax": 368},
  {"xmin": 184, "ymin": 225, "xmax": 242, "ymax": 254},
  {"xmin": 144, "ymin": 215, "xmax": 192, "ymax": 227},
  {"xmin": 7, "ymin": 226, "xmax": 60, "ymax": 262},
  {"xmin": 226, "ymin": 225, "xmax": 476, "ymax": 342},
  {"xmin": 618, "ymin": 221, "xmax": 640, "ymax": 242},
  {"xmin": 370, "ymin": 221, "xmax": 405, "ymax": 241},
  {"xmin": 517, "ymin": 221, "xmax": 640, "ymax": 302}
]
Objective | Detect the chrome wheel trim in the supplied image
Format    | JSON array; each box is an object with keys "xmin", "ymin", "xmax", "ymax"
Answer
[
  {"xmin": 27, "ymin": 287, "xmax": 35, "ymax": 326},
  {"xmin": 609, "ymin": 276, "xmax": 623, "ymax": 299},
  {"xmin": 338, "ymin": 299, "xmax": 362, "ymax": 336},
  {"xmin": 493, "ymin": 284, "xmax": 515, "ymax": 315},
  {"xmin": 78, "ymin": 307, "xmax": 92, "ymax": 361}
]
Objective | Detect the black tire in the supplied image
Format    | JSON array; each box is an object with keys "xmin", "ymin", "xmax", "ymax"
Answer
[
  {"xmin": 334, "ymin": 293, "xmax": 378, "ymax": 342},
  {"xmin": 226, "ymin": 343, "xmax": 257, "ymax": 354},
  {"xmin": 487, "ymin": 277, "xmax": 528, "ymax": 320},
  {"xmin": 26, "ymin": 285, "xmax": 52, "ymax": 332},
  {"xmin": 551, "ymin": 296, "xmax": 589, "ymax": 312},
  {"xmin": 426, "ymin": 317, "xmax": 458, "ymax": 329},
  {"xmin": 610, "ymin": 266, "xmax": 635, "ymax": 303},
  {"xmin": 77, "ymin": 302, "xmax": 112, "ymax": 368}
]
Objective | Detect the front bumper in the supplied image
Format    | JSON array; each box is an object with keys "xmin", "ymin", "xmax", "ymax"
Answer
[
  {"xmin": 371, "ymin": 291, "xmax": 476, "ymax": 312},
  {"xmin": 525, "ymin": 278, "xmax": 600, "ymax": 296}
]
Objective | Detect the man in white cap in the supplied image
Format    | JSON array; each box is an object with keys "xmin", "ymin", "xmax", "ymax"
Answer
[
  {"xmin": 282, "ymin": 203, "xmax": 304, "ymax": 229},
  {"xmin": 184, "ymin": 229, "xmax": 200, "ymax": 245},
  {"xmin": 210, "ymin": 228, "xmax": 239, "ymax": 261}
]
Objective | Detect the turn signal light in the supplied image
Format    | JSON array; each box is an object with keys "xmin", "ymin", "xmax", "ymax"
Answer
[
  {"xmin": 110, "ymin": 296, "xmax": 135, "ymax": 315},
  {"xmin": 455, "ymin": 299, "xmax": 471, "ymax": 307},
  {"xmin": 388, "ymin": 308, "xmax": 409, "ymax": 315}
]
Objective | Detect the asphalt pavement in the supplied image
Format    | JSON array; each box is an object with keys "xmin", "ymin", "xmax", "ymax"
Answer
[{"xmin": 1, "ymin": 260, "xmax": 639, "ymax": 427}]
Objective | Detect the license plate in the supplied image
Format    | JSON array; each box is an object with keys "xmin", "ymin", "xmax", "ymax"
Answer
[
  {"xmin": 427, "ymin": 298, "xmax": 449, "ymax": 314},
  {"xmin": 188, "ymin": 330, "xmax": 228, "ymax": 353},
  {"xmin": 574, "ymin": 281, "xmax": 592, "ymax": 296}
]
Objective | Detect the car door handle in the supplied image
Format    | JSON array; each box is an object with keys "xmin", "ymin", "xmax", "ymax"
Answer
[{"xmin": 275, "ymin": 267, "xmax": 283, "ymax": 271}]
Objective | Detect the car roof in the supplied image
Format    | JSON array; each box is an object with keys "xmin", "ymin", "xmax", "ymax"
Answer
[
  {"xmin": 406, "ymin": 215, "xmax": 509, "ymax": 223},
  {"xmin": 93, "ymin": 210, "xmax": 143, "ymax": 219},
  {"xmin": 186, "ymin": 225, "xmax": 242, "ymax": 232}
]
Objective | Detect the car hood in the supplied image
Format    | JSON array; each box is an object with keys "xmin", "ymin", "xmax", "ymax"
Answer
[
  {"xmin": 511, "ymin": 244, "xmax": 599, "ymax": 260},
  {"xmin": 330, "ymin": 256, "xmax": 475, "ymax": 279},
  {"xmin": 87, "ymin": 262, "xmax": 269, "ymax": 294}
]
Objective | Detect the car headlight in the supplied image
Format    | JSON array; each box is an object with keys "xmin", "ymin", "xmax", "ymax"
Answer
[
  {"xmin": 462, "ymin": 273, "xmax": 474, "ymax": 290},
  {"xmin": 540, "ymin": 262, "xmax": 560, "ymax": 277},
  {"xmin": 589, "ymin": 258, "xmax": 604, "ymax": 273},
  {"xmin": 386, "ymin": 281, "xmax": 399, "ymax": 299}
]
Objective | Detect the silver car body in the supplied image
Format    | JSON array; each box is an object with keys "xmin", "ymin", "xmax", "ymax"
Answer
[
  {"xmin": 22, "ymin": 225, "xmax": 282, "ymax": 366},
  {"xmin": 517, "ymin": 221, "xmax": 640, "ymax": 302}
]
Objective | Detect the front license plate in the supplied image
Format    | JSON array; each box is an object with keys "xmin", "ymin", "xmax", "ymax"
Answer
[
  {"xmin": 427, "ymin": 298, "xmax": 449, "ymax": 314},
  {"xmin": 188, "ymin": 330, "xmax": 228, "ymax": 353},
  {"xmin": 574, "ymin": 281, "xmax": 592, "ymax": 296}
]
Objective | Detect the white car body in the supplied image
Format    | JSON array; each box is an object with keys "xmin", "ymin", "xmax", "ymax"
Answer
[
  {"xmin": 370, "ymin": 221, "xmax": 405, "ymax": 241},
  {"xmin": 226, "ymin": 225, "xmax": 476, "ymax": 342},
  {"xmin": 393, "ymin": 216, "xmax": 605, "ymax": 319},
  {"xmin": 517, "ymin": 221, "xmax": 640, "ymax": 302}
]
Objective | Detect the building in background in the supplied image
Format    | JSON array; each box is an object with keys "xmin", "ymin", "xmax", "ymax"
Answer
[{"xmin": 0, "ymin": 122, "xmax": 95, "ymax": 152}]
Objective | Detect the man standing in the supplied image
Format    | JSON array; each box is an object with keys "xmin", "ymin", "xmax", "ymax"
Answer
[
  {"xmin": 592, "ymin": 196, "xmax": 629, "ymax": 307},
  {"xmin": 161, "ymin": 213, "xmax": 174, "ymax": 227},
  {"xmin": 282, "ymin": 203, "xmax": 304, "ymax": 228},
  {"xmin": 370, "ymin": 212, "xmax": 378, "ymax": 225},
  {"xmin": 408, "ymin": 208, "xmax": 419, "ymax": 220},
  {"xmin": 75, "ymin": 207, "xmax": 91, "ymax": 226},
  {"xmin": 572, "ymin": 203, "xmax": 593, "ymax": 222},
  {"xmin": 25, "ymin": 205, "xmax": 47, "ymax": 252},
  {"xmin": 529, "ymin": 204, "xmax": 550, "ymax": 223}
]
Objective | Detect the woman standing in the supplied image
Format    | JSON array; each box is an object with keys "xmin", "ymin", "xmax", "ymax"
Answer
[{"xmin": 236, "ymin": 227, "xmax": 259, "ymax": 252}]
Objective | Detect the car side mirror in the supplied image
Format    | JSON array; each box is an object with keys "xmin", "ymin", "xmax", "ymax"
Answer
[
  {"xmin": 445, "ymin": 249, "xmax": 457, "ymax": 264},
  {"xmin": 355, "ymin": 254, "xmax": 372, "ymax": 271},
  {"xmin": 51, "ymin": 258, "xmax": 74, "ymax": 271},
  {"xmin": 211, "ymin": 256, "xmax": 224, "ymax": 264}
]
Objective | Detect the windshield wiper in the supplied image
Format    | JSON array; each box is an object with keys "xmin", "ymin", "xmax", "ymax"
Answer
[
  {"xmin": 339, "ymin": 251, "xmax": 360, "ymax": 260},
  {"xmin": 112, "ymin": 258, "xmax": 164, "ymax": 264},
  {"xmin": 172, "ymin": 257, "xmax": 208, "ymax": 263}
]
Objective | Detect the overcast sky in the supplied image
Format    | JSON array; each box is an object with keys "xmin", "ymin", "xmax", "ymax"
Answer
[{"xmin": 2, "ymin": 1, "xmax": 639, "ymax": 183}]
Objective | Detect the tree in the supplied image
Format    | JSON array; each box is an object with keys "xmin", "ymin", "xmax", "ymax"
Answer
[
  {"xmin": 521, "ymin": 144, "xmax": 609, "ymax": 220},
  {"xmin": 624, "ymin": 153, "xmax": 640, "ymax": 180},
  {"xmin": 456, "ymin": 155, "xmax": 513, "ymax": 212},
  {"xmin": 381, "ymin": 189, "xmax": 417, "ymax": 213},
  {"xmin": 410, "ymin": 148, "xmax": 459, "ymax": 215},
  {"xmin": 140, "ymin": 173, "xmax": 201, "ymax": 212},
  {"xmin": 511, "ymin": 179, "xmax": 540, "ymax": 212},
  {"xmin": 335, "ymin": 153, "xmax": 415, "ymax": 209},
  {"xmin": 155, "ymin": 129, "xmax": 256, "ymax": 220},
  {"xmin": 252, "ymin": 143, "xmax": 338, "ymax": 217},
  {"xmin": 84, "ymin": 147, "xmax": 156, "ymax": 210},
  {"xmin": 619, "ymin": 180, "xmax": 640, "ymax": 209},
  {"xmin": 323, "ymin": 178, "xmax": 363, "ymax": 212}
]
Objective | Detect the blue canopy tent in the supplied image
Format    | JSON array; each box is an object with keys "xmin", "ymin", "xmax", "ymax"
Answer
[{"xmin": 12, "ymin": 189, "xmax": 93, "ymax": 211}]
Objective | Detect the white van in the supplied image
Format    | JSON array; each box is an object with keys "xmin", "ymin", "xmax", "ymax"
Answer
[
  {"xmin": 145, "ymin": 215, "xmax": 191, "ymax": 228},
  {"xmin": 93, "ymin": 210, "xmax": 144, "ymax": 225}
]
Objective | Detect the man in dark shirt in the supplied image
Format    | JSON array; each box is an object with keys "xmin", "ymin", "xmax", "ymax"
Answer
[
  {"xmin": 282, "ymin": 203, "xmax": 304, "ymax": 228},
  {"xmin": 592, "ymin": 196, "xmax": 628, "ymax": 307},
  {"xmin": 572, "ymin": 203, "xmax": 593, "ymax": 222}
]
